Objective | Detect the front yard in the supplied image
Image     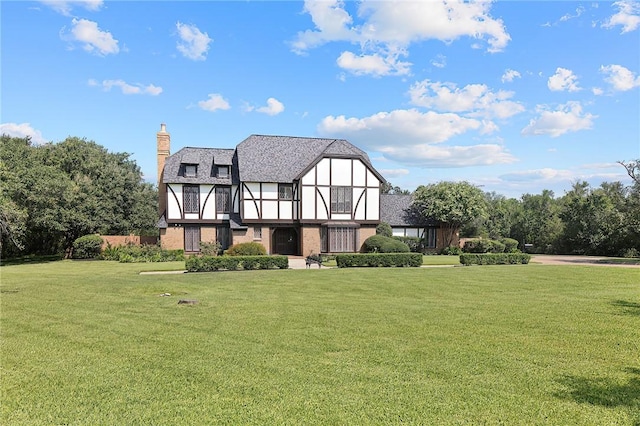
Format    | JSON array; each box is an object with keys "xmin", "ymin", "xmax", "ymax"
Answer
[{"xmin": 1, "ymin": 261, "xmax": 638, "ymax": 424}]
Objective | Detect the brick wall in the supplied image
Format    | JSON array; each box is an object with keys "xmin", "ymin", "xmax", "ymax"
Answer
[
  {"xmin": 358, "ymin": 226, "xmax": 376, "ymax": 251},
  {"xmin": 160, "ymin": 227, "xmax": 183, "ymax": 250},
  {"xmin": 301, "ymin": 225, "xmax": 321, "ymax": 256},
  {"xmin": 232, "ymin": 226, "xmax": 270, "ymax": 253},
  {"xmin": 100, "ymin": 234, "xmax": 157, "ymax": 249}
]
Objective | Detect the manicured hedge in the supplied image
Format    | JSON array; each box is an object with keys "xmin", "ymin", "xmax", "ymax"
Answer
[
  {"xmin": 101, "ymin": 244, "xmax": 185, "ymax": 263},
  {"xmin": 361, "ymin": 235, "xmax": 410, "ymax": 253},
  {"xmin": 460, "ymin": 253, "xmax": 531, "ymax": 265},
  {"xmin": 186, "ymin": 255, "xmax": 288, "ymax": 272},
  {"xmin": 73, "ymin": 234, "xmax": 103, "ymax": 259},
  {"xmin": 336, "ymin": 253, "xmax": 422, "ymax": 268},
  {"xmin": 225, "ymin": 242, "xmax": 267, "ymax": 256}
]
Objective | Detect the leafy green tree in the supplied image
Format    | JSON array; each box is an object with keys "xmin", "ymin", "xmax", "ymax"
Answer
[
  {"xmin": 512, "ymin": 190, "xmax": 563, "ymax": 253},
  {"xmin": 412, "ymin": 181, "xmax": 487, "ymax": 247},
  {"xmin": 381, "ymin": 181, "xmax": 411, "ymax": 195},
  {"xmin": 0, "ymin": 135, "xmax": 157, "ymax": 258}
]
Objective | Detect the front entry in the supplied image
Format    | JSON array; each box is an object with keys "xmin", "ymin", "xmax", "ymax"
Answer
[{"xmin": 272, "ymin": 227, "xmax": 298, "ymax": 255}]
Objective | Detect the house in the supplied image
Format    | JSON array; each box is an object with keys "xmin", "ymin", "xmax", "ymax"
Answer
[
  {"xmin": 379, "ymin": 194, "xmax": 454, "ymax": 251},
  {"xmin": 156, "ymin": 124, "xmax": 386, "ymax": 255}
]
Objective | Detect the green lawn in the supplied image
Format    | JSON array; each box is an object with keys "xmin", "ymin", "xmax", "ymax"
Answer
[{"xmin": 1, "ymin": 261, "xmax": 639, "ymax": 424}]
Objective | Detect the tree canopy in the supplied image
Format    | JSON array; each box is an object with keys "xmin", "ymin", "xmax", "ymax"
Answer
[
  {"xmin": 413, "ymin": 181, "xmax": 487, "ymax": 247},
  {"xmin": 0, "ymin": 135, "xmax": 157, "ymax": 258}
]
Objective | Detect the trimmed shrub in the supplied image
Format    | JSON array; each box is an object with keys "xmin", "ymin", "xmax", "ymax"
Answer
[
  {"xmin": 463, "ymin": 238, "xmax": 506, "ymax": 254},
  {"xmin": 225, "ymin": 242, "xmax": 267, "ymax": 256},
  {"xmin": 186, "ymin": 255, "xmax": 288, "ymax": 272},
  {"xmin": 500, "ymin": 238, "xmax": 520, "ymax": 253},
  {"xmin": 336, "ymin": 253, "xmax": 422, "ymax": 268},
  {"xmin": 199, "ymin": 241, "xmax": 222, "ymax": 256},
  {"xmin": 460, "ymin": 253, "xmax": 531, "ymax": 265},
  {"xmin": 100, "ymin": 243, "xmax": 184, "ymax": 263},
  {"xmin": 393, "ymin": 236, "xmax": 423, "ymax": 253},
  {"xmin": 72, "ymin": 234, "xmax": 103, "ymax": 259},
  {"xmin": 440, "ymin": 245, "xmax": 462, "ymax": 255},
  {"xmin": 376, "ymin": 222, "xmax": 393, "ymax": 238},
  {"xmin": 361, "ymin": 235, "xmax": 410, "ymax": 253}
]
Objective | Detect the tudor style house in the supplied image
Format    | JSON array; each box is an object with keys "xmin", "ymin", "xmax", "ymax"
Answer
[{"xmin": 156, "ymin": 124, "xmax": 454, "ymax": 255}]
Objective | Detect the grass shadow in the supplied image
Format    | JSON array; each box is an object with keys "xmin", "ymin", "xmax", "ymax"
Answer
[
  {"xmin": 555, "ymin": 368, "xmax": 640, "ymax": 422},
  {"xmin": 612, "ymin": 300, "xmax": 640, "ymax": 316},
  {"xmin": 0, "ymin": 254, "xmax": 64, "ymax": 267}
]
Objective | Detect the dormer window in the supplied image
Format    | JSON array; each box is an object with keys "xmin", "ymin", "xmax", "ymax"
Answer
[
  {"xmin": 183, "ymin": 164, "xmax": 197, "ymax": 177},
  {"xmin": 216, "ymin": 165, "xmax": 230, "ymax": 178}
]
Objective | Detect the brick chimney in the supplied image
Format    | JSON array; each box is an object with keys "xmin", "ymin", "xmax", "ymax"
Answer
[{"xmin": 157, "ymin": 123, "xmax": 170, "ymax": 217}]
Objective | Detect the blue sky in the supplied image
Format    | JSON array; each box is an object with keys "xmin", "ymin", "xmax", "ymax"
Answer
[{"xmin": 2, "ymin": 0, "xmax": 639, "ymax": 198}]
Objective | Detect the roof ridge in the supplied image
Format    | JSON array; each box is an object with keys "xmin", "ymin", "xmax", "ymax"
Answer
[{"xmin": 249, "ymin": 134, "xmax": 346, "ymax": 142}]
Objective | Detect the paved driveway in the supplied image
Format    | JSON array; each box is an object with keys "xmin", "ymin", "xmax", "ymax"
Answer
[{"xmin": 531, "ymin": 254, "xmax": 640, "ymax": 268}]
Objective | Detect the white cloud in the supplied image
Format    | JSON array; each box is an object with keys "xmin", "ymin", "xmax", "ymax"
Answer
[
  {"xmin": 378, "ymin": 144, "xmax": 517, "ymax": 168},
  {"xmin": 560, "ymin": 5, "xmax": 585, "ymax": 22},
  {"xmin": 61, "ymin": 18, "xmax": 119, "ymax": 55},
  {"xmin": 0, "ymin": 122, "xmax": 47, "ymax": 145},
  {"xmin": 431, "ymin": 54, "xmax": 446, "ymax": 69},
  {"xmin": 408, "ymin": 80, "xmax": 525, "ymax": 119},
  {"xmin": 94, "ymin": 79, "xmax": 162, "ymax": 95},
  {"xmin": 176, "ymin": 22, "xmax": 212, "ymax": 61},
  {"xmin": 317, "ymin": 108, "xmax": 516, "ymax": 168},
  {"xmin": 499, "ymin": 168, "xmax": 574, "ymax": 182},
  {"xmin": 600, "ymin": 64, "xmax": 640, "ymax": 91},
  {"xmin": 603, "ymin": 0, "xmax": 640, "ymax": 33},
  {"xmin": 501, "ymin": 69, "xmax": 521, "ymax": 83},
  {"xmin": 198, "ymin": 94, "xmax": 230, "ymax": 112},
  {"xmin": 548, "ymin": 67, "xmax": 581, "ymax": 92},
  {"xmin": 592, "ymin": 87, "xmax": 604, "ymax": 95},
  {"xmin": 256, "ymin": 98, "xmax": 285, "ymax": 116},
  {"xmin": 40, "ymin": 0, "xmax": 103, "ymax": 16},
  {"xmin": 336, "ymin": 50, "xmax": 411, "ymax": 76},
  {"xmin": 379, "ymin": 168, "xmax": 410, "ymax": 178},
  {"xmin": 521, "ymin": 101, "xmax": 596, "ymax": 137},
  {"xmin": 292, "ymin": 0, "xmax": 510, "ymax": 75}
]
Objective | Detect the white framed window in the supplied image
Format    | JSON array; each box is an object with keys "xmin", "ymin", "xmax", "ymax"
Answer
[
  {"xmin": 330, "ymin": 187, "xmax": 352, "ymax": 214},
  {"xmin": 321, "ymin": 226, "xmax": 356, "ymax": 252},
  {"xmin": 278, "ymin": 183, "xmax": 293, "ymax": 200},
  {"xmin": 253, "ymin": 226, "xmax": 262, "ymax": 240},
  {"xmin": 183, "ymin": 185, "xmax": 199, "ymax": 214},
  {"xmin": 216, "ymin": 165, "xmax": 229, "ymax": 178},
  {"xmin": 184, "ymin": 164, "xmax": 197, "ymax": 177}
]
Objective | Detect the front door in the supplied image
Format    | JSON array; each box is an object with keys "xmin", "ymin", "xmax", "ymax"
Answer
[{"xmin": 272, "ymin": 228, "xmax": 298, "ymax": 255}]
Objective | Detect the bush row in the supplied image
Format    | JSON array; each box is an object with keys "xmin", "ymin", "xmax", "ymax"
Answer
[
  {"xmin": 392, "ymin": 236, "xmax": 423, "ymax": 253},
  {"xmin": 360, "ymin": 235, "xmax": 410, "ymax": 253},
  {"xmin": 460, "ymin": 253, "xmax": 531, "ymax": 265},
  {"xmin": 336, "ymin": 253, "xmax": 422, "ymax": 268},
  {"xmin": 463, "ymin": 238, "xmax": 520, "ymax": 253},
  {"xmin": 101, "ymin": 243, "xmax": 185, "ymax": 263},
  {"xmin": 186, "ymin": 255, "xmax": 288, "ymax": 272}
]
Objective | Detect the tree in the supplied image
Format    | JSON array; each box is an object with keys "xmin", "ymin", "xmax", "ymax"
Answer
[
  {"xmin": 512, "ymin": 190, "xmax": 563, "ymax": 253},
  {"xmin": 412, "ymin": 181, "xmax": 487, "ymax": 247},
  {"xmin": 0, "ymin": 135, "xmax": 158, "ymax": 258},
  {"xmin": 618, "ymin": 159, "xmax": 640, "ymax": 185},
  {"xmin": 381, "ymin": 181, "xmax": 411, "ymax": 195}
]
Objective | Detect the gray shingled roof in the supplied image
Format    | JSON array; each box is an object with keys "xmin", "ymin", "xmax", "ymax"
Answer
[
  {"xmin": 380, "ymin": 194, "xmax": 436, "ymax": 227},
  {"xmin": 162, "ymin": 147, "xmax": 236, "ymax": 184},
  {"xmin": 236, "ymin": 135, "xmax": 378, "ymax": 183}
]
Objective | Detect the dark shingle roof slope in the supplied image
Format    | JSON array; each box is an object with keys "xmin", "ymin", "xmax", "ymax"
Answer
[
  {"xmin": 162, "ymin": 147, "xmax": 236, "ymax": 184},
  {"xmin": 380, "ymin": 194, "xmax": 436, "ymax": 227},
  {"xmin": 236, "ymin": 135, "xmax": 376, "ymax": 183}
]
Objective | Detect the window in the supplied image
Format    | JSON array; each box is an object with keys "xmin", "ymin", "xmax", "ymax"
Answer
[
  {"xmin": 216, "ymin": 165, "xmax": 229, "ymax": 178},
  {"xmin": 424, "ymin": 227, "xmax": 437, "ymax": 249},
  {"xmin": 278, "ymin": 184, "xmax": 293, "ymax": 200},
  {"xmin": 330, "ymin": 187, "xmax": 352, "ymax": 214},
  {"xmin": 215, "ymin": 187, "xmax": 231, "ymax": 214},
  {"xmin": 184, "ymin": 226, "xmax": 200, "ymax": 252},
  {"xmin": 253, "ymin": 226, "xmax": 262, "ymax": 240},
  {"xmin": 183, "ymin": 185, "xmax": 199, "ymax": 214},
  {"xmin": 184, "ymin": 164, "xmax": 197, "ymax": 177},
  {"xmin": 321, "ymin": 226, "xmax": 356, "ymax": 253}
]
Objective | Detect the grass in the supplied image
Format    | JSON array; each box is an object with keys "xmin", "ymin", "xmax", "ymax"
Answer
[{"xmin": 1, "ymin": 260, "xmax": 639, "ymax": 424}]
